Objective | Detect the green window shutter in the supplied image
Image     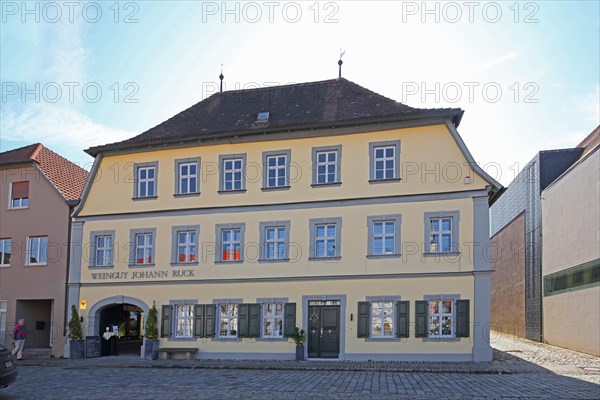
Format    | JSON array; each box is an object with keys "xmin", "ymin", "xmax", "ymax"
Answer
[
  {"xmin": 238, "ymin": 304, "xmax": 250, "ymax": 338},
  {"xmin": 249, "ymin": 304, "xmax": 261, "ymax": 338},
  {"xmin": 194, "ymin": 304, "xmax": 204, "ymax": 337},
  {"xmin": 357, "ymin": 301, "xmax": 370, "ymax": 338},
  {"xmin": 415, "ymin": 300, "xmax": 428, "ymax": 338},
  {"xmin": 204, "ymin": 304, "xmax": 216, "ymax": 338},
  {"xmin": 396, "ymin": 301, "xmax": 409, "ymax": 338},
  {"xmin": 456, "ymin": 299, "xmax": 470, "ymax": 338},
  {"xmin": 283, "ymin": 303, "xmax": 296, "ymax": 337},
  {"xmin": 161, "ymin": 305, "xmax": 171, "ymax": 338}
]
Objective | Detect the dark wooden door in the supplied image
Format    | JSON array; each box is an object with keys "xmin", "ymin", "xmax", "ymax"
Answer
[{"xmin": 307, "ymin": 305, "xmax": 340, "ymax": 358}]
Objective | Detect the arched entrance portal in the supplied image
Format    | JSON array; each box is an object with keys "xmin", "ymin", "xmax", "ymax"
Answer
[{"xmin": 87, "ymin": 296, "xmax": 149, "ymax": 358}]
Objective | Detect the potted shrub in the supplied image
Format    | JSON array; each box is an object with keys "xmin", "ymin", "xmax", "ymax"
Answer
[
  {"xmin": 68, "ymin": 305, "xmax": 84, "ymax": 359},
  {"xmin": 289, "ymin": 326, "xmax": 306, "ymax": 361},
  {"xmin": 144, "ymin": 302, "xmax": 159, "ymax": 360}
]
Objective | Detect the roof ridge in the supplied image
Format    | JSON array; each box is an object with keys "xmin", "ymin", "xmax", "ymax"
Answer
[
  {"xmin": 216, "ymin": 78, "xmax": 340, "ymax": 95},
  {"xmin": 0, "ymin": 142, "xmax": 40, "ymax": 158},
  {"xmin": 29, "ymin": 143, "xmax": 44, "ymax": 161}
]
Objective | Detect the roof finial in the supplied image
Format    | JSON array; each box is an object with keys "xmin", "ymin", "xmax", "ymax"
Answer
[
  {"xmin": 219, "ymin": 64, "xmax": 224, "ymax": 93},
  {"xmin": 337, "ymin": 50, "xmax": 345, "ymax": 80}
]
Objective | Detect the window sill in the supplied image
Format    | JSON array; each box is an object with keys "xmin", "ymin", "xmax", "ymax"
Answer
[
  {"xmin": 368, "ymin": 178, "xmax": 401, "ymax": 184},
  {"xmin": 211, "ymin": 337, "xmax": 241, "ymax": 342},
  {"xmin": 261, "ymin": 186, "xmax": 291, "ymax": 192},
  {"xmin": 308, "ymin": 256, "xmax": 342, "ymax": 262},
  {"xmin": 132, "ymin": 196, "xmax": 158, "ymax": 201},
  {"xmin": 256, "ymin": 337, "xmax": 287, "ymax": 342},
  {"xmin": 173, "ymin": 192, "xmax": 201, "ymax": 198},
  {"xmin": 217, "ymin": 189, "xmax": 247, "ymax": 194},
  {"xmin": 422, "ymin": 252, "xmax": 461, "ymax": 257},
  {"xmin": 258, "ymin": 258, "xmax": 290, "ymax": 264},
  {"xmin": 215, "ymin": 260, "xmax": 244, "ymax": 265},
  {"xmin": 167, "ymin": 337, "xmax": 197, "ymax": 342},
  {"xmin": 366, "ymin": 254, "xmax": 402, "ymax": 259},
  {"xmin": 423, "ymin": 337, "xmax": 460, "ymax": 342},
  {"xmin": 0, "ymin": 265, "xmax": 10, "ymax": 268},
  {"xmin": 365, "ymin": 337, "xmax": 404, "ymax": 342},
  {"xmin": 128, "ymin": 263, "xmax": 156, "ymax": 268},
  {"xmin": 311, "ymin": 182, "xmax": 342, "ymax": 188},
  {"xmin": 25, "ymin": 263, "xmax": 47, "ymax": 267},
  {"xmin": 170, "ymin": 262, "xmax": 199, "ymax": 266},
  {"xmin": 88, "ymin": 264, "xmax": 115, "ymax": 269},
  {"xmin": 7, "ymin": 206, "xmax": 29, "ymax": 211}
]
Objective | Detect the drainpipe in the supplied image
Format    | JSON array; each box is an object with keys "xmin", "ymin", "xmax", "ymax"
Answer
[{"xmin": 64, "ymin": 200, "xmax": 79, "ymax": 341}]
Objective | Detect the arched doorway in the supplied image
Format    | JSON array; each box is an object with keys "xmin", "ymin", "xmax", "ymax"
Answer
[{"xmin": 87, "ymin": 296, "xmax": 149, "ymax": 357}]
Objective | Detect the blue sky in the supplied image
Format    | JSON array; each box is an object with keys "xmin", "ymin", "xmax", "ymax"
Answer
[{"xmin": 1, "ymin": 1, "xmax": 598, "ymax": 184}]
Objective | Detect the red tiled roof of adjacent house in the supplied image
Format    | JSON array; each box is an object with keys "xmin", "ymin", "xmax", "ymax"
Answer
[
  {"xmin": 86, "ymin": 78, "xmax": 463, "ymax": 155},
  {"xmin": 0, "ymin": 143, "xmax": 89, "ymax": 202}
]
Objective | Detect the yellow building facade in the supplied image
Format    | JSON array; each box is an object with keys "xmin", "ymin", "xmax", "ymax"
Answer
[{"xmin": 68, "ymin": 79, "xmax": 501, "ymax": 361}]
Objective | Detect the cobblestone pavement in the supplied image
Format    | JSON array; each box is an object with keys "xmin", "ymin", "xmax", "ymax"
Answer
[{"xmin": 0, "ymin": 331, "xmax": 597, "ymax": 399}]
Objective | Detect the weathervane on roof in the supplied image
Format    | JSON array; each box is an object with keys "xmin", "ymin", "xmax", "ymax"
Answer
[
  {"xmin": 219, "ymin": 64, "xmax": 224, "ymax": 93},
  {"xmin": 337, "ymin": 50, "xmax": 345, "ymax": 80}
]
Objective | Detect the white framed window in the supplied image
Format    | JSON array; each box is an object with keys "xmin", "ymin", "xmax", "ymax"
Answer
[
  {"xmin": 134, "ymin": 162, "xmax": 158, "ymax": 198},
  {"xmin": 316, "ymin": 151, "xmax": 338, "ymax": 184},
  {"xmin": 177, "ymin": 161, "xmax": 198, "ymax": 195},
  {"xmin": 95, "ymin": 235, "xmax": 113, "ymax": 266},
  {"xmin": 219, "ymin": 154, "xmax": 247, "ymax": 192},
  {"xmin": 262, "ymin": 303, "xmax": 284, "ymax": 338},
  {"xmin": 177, "ymin": 231, "xmax": 196, "ymax": 263},
  {"xmin": 171, "ymin": 226, "xmax": 199, "ymax": 264},
  {"xmin": 222, "ymin": 229, "xmax": 241, "ymax": 261},
  {"xmin": 309, "ymin": 218, "xmax": 342, "ymax": 259},
  {"xmin": 27, "ymin": 236, "xmax": 48, "ymax": 265},
  {"xmin": 428, "ymin": 299, "xmax": 454, "ymax": 338},
  {"xmin": 262, "ymin": 150, "xmax": 291, "ymax": 189},
  {"xmin": 429, "ymin": 218, "xmax": 452, "ymax": 253},
  {"xmin": 312, "ymin": 145, "xmax": 341, "ymax": 185},
  {"xmin": 424, "ymin": 211, "xmax": 460, "ymax": 255},
  {"xmin": 135, "ymin": 233, "xmax": 153, "ymax": 264},
  {"xmin": 371, "ymin": 301, "xmax": 394, "ymax": 338},
  {"xmin": 374, "ymin": 222, "xmax": 394, "ymax": 255},
  {"xmin": 315, "ymin": 224, "xmax": 336, "ymax": 258},
  {"xmin": 9, "ymin": 181, "xmax": 29, "ymax": 209},
  {"xmin": 0, "ymin": 239, "xmax": 11, "ymax": 266},
  {"xmin": 369, "ymin": 141, "xmax": 400, "ymax": 181},
  {"xmin": 266, "ymin": 227, "xmax": 285, "ymax": 259},
  {"xmin": 175, "ymin": 304, "xmax": 194, "ymax": 338},
  {"xmin": 216, "ymin": 224, "xmax": 245, "ymax": 263},
  {"xmin": 219, "ymin": 303, "xmax": 238, "ymax": 338}
]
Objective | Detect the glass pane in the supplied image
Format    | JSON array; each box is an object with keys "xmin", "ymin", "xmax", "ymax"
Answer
[
  {"xmin": 147, "ymin": 234, "xmax": 153, "ymax": 245},
  {"xmin": 318, "ymin": 153, "xmax": 326, "ymax": 163},
  {"xmin": 385, "ymin": 160, "xmax": 394, "ymax": 169},
  {"xmin": 442, "ymin": 316, "xmax": 452, "ymax": 336},
  {"xmin": 266, "ymin": 228, "xmax": 275, "ymax": 240},
  {"xmin": 277, "ymin": 228, "xmax": 285, "ymax": 240},
  {"xmin": 373, "ymin": 222, "xmax": 383, "ymax": 235},
  {"xmin": 233, "ymin": 229, "xmax": 241, "ymax": 242},
  {"xmin": 386, "ymin": 148, "xmax": 394, "ymax": 157},
  {"xmin": 384, "ymin": 237, "xmax": 394, "ymax": 253},
  {"xmin": 328, "ymin": 152, "xmax": 336, "ymax": 162},
  {"xmin": 429, "ymin": 300, "xmax": 439, "ymax": 314},
  {"xmin": 316, "ymin": 240, "xmax": 325, "ymax": 257},
  {"xmin": 147, "ymin": 168, "xmax": 154, "ymax": 179},
  {"xmin": 275, "ymin": 303, "xmax": 283, "ymax": 314},
  {"xmin": 371, "ymin": 318, "xmax": 382, "ymax": 336},
  {"xmin": 326, "ymin": 241, "xmax": 336, "ymax": 256},
  {"xmin": 266, "ymin": 242, "xmax": 274, "ymax": 259},
  {"xmin": 375, "ymin": 148, "xmax": 384, "ymax": 158},
  {"xmin": 441, "ymin": 234, "xmax": 451, "ymax": 252},
  {"xmin": 316, "ymin": 225, "xmax": 325, "ymax": 237},
  {"xmin": 383, "ymin": 302, "xmax": 393, "ymax": 315},
  {"xmin": 189, "ymin": 164, "xmax": 197, "ymax": 175},
  {"xmin": 234, "ymin": 160, "xmax": 242, "ymax": 169},
  {"xmin": 442, "ymin": 218, "xmax": 452, "ymax": 231},
  {"xmin": 383, "ymin": 317, "xmax": 393, "ymax": 336},
  {"xmin": 220, "ymin": 320, "xmax": 228, "ymax": 335},
  {"xmin": 429, "ymin": 316, "xmax": 440, "ymax": 336},
  {"xmin": 385, "ymin": 222, "xmax": 394, "ymax": 234},
  {"xmin": 147, "ymin": 181, "xmax": 154, "ymax": 195},
  {"xmin": 326, "ymin": 225, "xmax": 336, "ymax": 237},
  {"xmin": 430, "ymin": 219, "xmax": 439, "ymax": 231},
  {"xmin": 375, "ymin": 170, "xmax": 383, "ymax": 180},
  {"xmin": 181, "ymin": 165, "xmax": 188, "ymax": 175},
  {"xmin": 327, "ymin": 164, "xmax": 335, "ymax": 174},
  {"xmin": 373, "ymin": 237, "xmax": 382, "ymax": 254},
  {"xmin": 372, "ymin": 302, "xmax": 382, "ymax": 314},
  {"xmin": 442, "ymin": 300, "xmax": 452, "ymax": 313},
  {"xmin": 139, "ymin": 169, "xmax": 147, "ymax": 179}
]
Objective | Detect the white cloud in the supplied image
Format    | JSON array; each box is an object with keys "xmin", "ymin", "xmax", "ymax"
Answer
[
  {"xmin": 474, "ymin": 52, "xmax": 518, "ymax": 73},
  {"xmin": 1, "ymin": 103, "xmax": 134, "ymax": 152}
]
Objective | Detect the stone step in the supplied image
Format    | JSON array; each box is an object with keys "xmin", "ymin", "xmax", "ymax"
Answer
[{"xmin": 21, "ymin": 348, "xmax": 52, "ymax": 359}]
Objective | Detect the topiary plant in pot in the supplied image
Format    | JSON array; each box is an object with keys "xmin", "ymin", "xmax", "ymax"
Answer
[
  {"xmin": 68, "ymin": 305, "xmax": 84, "ymax": 359},
  {"xmin": 289, "ymin": 326, "xmax": 306, "ymax": 361},
  {"xmin": 144, "ymin": 301, "xmax": 159, "ymax": 360}
]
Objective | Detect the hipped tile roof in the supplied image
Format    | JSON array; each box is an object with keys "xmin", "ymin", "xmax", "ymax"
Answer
[
  {"xmin": 0, "ymin": 143, "xmax": 89, "ymax": 202},
  {"xmin": 86, "ymin": 78, "xmax": 463, "ymax": 156}
]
